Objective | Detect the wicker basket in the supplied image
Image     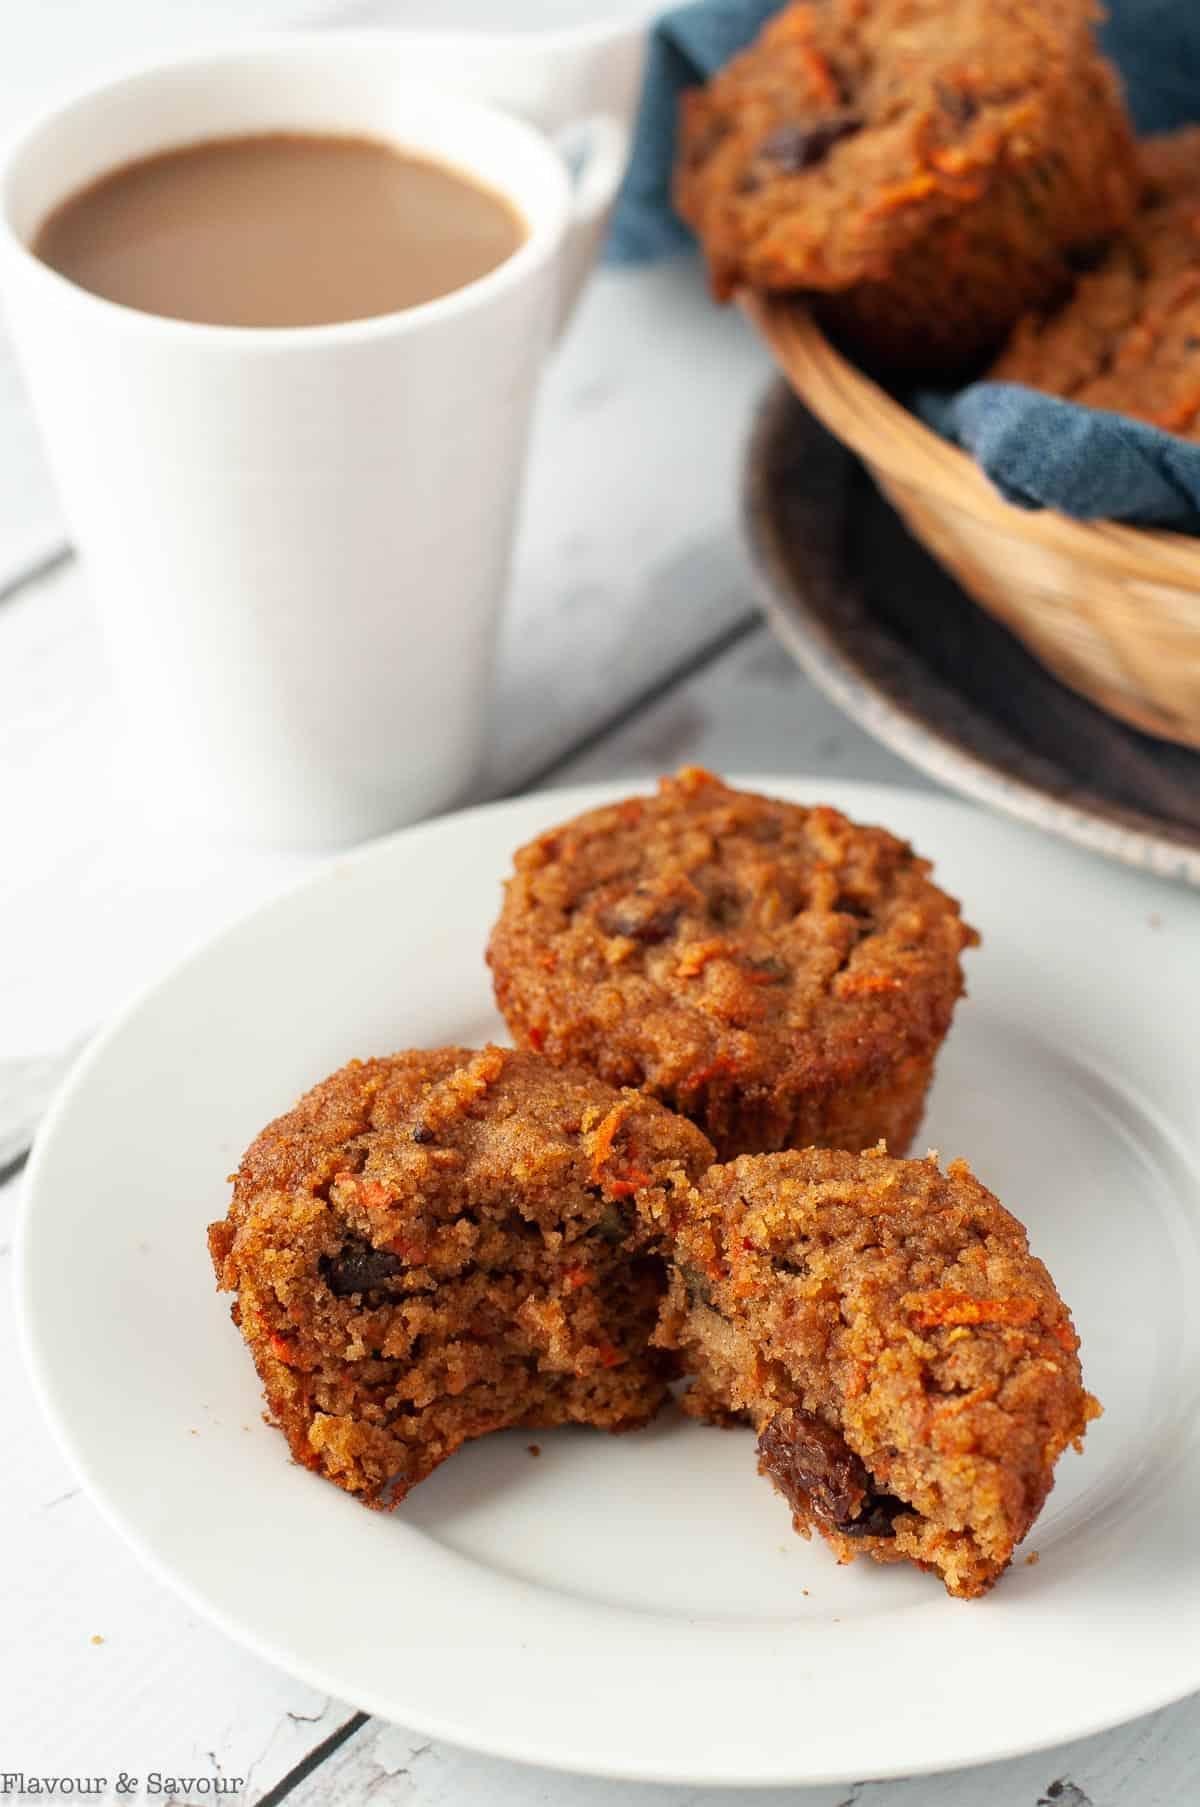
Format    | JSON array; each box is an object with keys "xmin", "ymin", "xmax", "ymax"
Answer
[{"xmin": 744, "ymin": 294, "xmax": 1200, "ymax": 751}]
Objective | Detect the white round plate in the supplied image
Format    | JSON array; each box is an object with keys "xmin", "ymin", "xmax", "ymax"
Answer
[{"xmin": 17, "ymin": 779, "xmax": 1200, "ymax": 1788}]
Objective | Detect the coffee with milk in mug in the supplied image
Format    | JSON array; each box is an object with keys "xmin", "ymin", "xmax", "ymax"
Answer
[{"xmin": 33, "ymin": 131, "xmax": 529, "ymax": 327}]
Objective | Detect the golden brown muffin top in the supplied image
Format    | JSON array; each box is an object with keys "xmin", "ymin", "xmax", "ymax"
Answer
[
  {"xmin": 217, "ymin": 1045, "xmax": 714, "ymax": 1285},
  {"xmin": 488, "ymin": 770, "xmax": 976, "ymax": 1097},
  {"xmin": 676, "ymin": 0, "xmax": 1134, "ymax": 297},
  {"xmin": 650, "ymin": 1144, "xmax": 1098, "ymax": 1589},
  {"xmin": 666, "ymin": 1144, "xmax": 1085, "ymax": 1385}
]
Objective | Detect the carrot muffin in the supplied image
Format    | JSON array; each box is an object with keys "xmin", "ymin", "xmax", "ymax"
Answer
[
  {"xmin": 487, "ymin": 769, "xmax": 976, "ymax": 1162},
  {"xmin": 675, "ymin": 0, "xmax": 1139, "ymax": 374},
  {"xmin": 208, "ymin": 1046, "xmax": 714, "ymax": 1505},
  {"xmin": 646, "ymin": 1146, "xmax": 1098, "ymax": 1597},
  {"xmin": 990, "ymin": 128, "xmax": 1200, "ymax": 436}
]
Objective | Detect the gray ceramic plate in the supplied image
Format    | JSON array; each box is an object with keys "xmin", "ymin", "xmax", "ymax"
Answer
[{"xmin": 743, "ymin": 380, "xmax": 1200, "ymax": 888}]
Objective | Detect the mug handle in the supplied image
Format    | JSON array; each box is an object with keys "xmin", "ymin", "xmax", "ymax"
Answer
[
  {"xmin": 341, "ymin": 33, "xmax": 641, "ymax": 342},
  {"xmin": 553, "ymin": 114, "xmax": 631, "ymax": 343}
]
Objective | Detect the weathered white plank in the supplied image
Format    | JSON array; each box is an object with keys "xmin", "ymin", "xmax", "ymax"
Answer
[
  {"xmin": 551, "ymin": 623, "xmax": 930, "ymax": 794},
  {"xmin": 279, "ymin": 1692, "xmax": 1200, "ymax": 1807},
  {"xmin": 487, "ymin": 257, "xmax": 771, "ymax": 793},
  {"xmin": 0, "ymin": 557, "xmax": 317, "ymax": 1053}
]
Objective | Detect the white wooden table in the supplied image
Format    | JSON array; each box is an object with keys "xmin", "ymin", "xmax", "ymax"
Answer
[{"xmin": 3, "ymin": 11, "xmax": 1199, "ymax": 1803}]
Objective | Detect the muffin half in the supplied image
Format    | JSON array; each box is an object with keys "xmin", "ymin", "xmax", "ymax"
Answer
[
  {"xmin": 989, "ymin": 127, "xmax": 1200, "ymax": 435},
  {"xmin": 488, "ymin": 769, "xmax": 976, "ymax": 1161},
  {"xmin": 208, "ymin": 1045, "xmax": 714, "ymax": 1504},
  {"xmin": 646, "ymin": 1145, "xmax": 1098, "ymax": 1597}
]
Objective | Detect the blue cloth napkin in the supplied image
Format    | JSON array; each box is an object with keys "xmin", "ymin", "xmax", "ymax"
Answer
[{"xmin": 607, "ymin": 0, "xmax": 1200, "ymax": 528}]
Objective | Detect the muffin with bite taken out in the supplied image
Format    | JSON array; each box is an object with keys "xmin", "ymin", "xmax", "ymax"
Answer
[{"xmin": 645, "ymin": 1144, "xmax": 1099, "ymax": 1597}]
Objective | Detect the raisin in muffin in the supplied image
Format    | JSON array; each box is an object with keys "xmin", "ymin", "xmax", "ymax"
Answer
[
  {"xmin": 675, "ymin": 0, "xmax": 1139, "ymax": 374},
  {"xmin": 208, "ymin": 1046, "xmax": 714, "ymax": 1505},
  {"xmin": 646, "ymin": 1145, "xmax": 1098, "ymax": 1597},
  {"xmin": 990, "ymin": 128, "xmax": 1200, "ymax": 436},
  {"xmin": 488, "ymin": 769, "xmax": 976, "ymax": 1161}
]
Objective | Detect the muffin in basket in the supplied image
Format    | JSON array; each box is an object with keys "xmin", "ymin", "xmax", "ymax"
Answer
[
  {"xmin": 990, "ymin": 127, "xmax": 1200, "ymax": 436},
  {"xmin": 675, "ymin": 0, "xmax": 1139, "ymax": 374},
  {"xmin": 487, "ymin": 769, "xmax": 976, "ymax": 1161}
]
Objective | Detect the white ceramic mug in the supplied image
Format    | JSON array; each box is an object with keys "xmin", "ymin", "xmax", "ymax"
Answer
[{"xmin": 0, "ymin": 36, "xmax": 636, "ymax": 845}]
